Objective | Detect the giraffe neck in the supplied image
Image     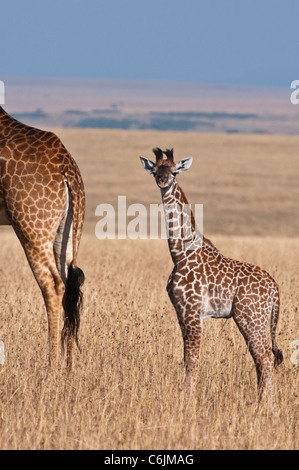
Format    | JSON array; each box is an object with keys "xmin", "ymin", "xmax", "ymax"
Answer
[{"xmin": 161, "ymin": 179, "xmax": 203, "ymax": 265}]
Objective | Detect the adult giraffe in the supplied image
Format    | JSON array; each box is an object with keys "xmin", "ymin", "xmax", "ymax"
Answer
[
  {"xmin": 0, "ymin": 106, "xmax": 85, "ymax": 369},
  {"xmin": 140, "ymin": 148, "xmax": 283, "ymax": 402}
]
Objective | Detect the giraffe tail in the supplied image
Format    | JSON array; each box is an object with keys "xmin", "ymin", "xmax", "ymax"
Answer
[
  {"xmin": 271, "ymin": 292, "xmax": 283, "ymax": 368},
  {"xmin": 61, "ymin": 262, "xmax": 85, "ymax": 352},
  {"xmin": 61, "ymin": 173, "xmax": 85, "ymax": 353}
]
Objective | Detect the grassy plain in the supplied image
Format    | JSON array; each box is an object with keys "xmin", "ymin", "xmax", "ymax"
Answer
[{"xmin": 0, "ymin": 130, "xmax": 298, "ymax": 449}]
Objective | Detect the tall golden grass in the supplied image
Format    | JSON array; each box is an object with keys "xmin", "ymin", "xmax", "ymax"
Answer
[{"xmin": 0, "ymin": 130, "xmax": 298, "ymax": 449}]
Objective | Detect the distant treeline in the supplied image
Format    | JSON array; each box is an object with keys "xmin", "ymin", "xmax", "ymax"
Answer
[
  {"xmin": 12, "ymin": 108, "xmax": 48, "ymax": 120},
  {"xmin": 11, "ymin": 108, "xmax": 268, "ymax": 133},
  {"xmin": 75, "ymin": 110, "xmax": 260, "ymax": 132}
]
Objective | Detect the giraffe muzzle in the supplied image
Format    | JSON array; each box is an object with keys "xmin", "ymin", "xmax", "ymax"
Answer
[{"xmin": 157, "ymin": 177, "xmax": 172, "ymax": 189}]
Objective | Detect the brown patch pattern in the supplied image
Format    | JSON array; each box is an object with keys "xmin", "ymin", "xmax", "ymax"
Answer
[
  {"xmin": 0, "ymin": 106, "xmax": 85, "ymax": 366},
  {"xmin": 143, "ymin": 148, "xmax": 283, "ymax": 402}
]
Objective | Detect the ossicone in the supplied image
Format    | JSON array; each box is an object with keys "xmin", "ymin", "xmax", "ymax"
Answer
[
  {"xmin": 163, "ymin": 148, "xmax": 174, "ymax": 162},
  {"xmin": 152, "ymin": 147, "xmax": 164, "ymax": 162}
]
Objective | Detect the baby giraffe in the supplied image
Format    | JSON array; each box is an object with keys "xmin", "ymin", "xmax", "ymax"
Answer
[{"xmin": 140, "ymin": 148, "xmax": 283, "ymax": 402}]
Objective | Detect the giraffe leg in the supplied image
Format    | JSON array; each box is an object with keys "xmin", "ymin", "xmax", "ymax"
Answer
[
  {"xmin": 181, "ymin": 317, "xmax": 203, "ymax": 399},
  {"xmin": 233, "ymin": 313, "xmax": 275, "ymax": 403},
  {"xmin": 184, "ymin": 337, "xmax": 201, "ymax": 398},
  {"xmin": 24, "ymin": 243, "xmax": 65, "ymax": 366},
  {"xmin": 169, "ymin": 294, "xmax": 203, "ymax": 399},
  {"xmin": 249, "ymin": 338, "xmax": 274, "ymax": 402}
]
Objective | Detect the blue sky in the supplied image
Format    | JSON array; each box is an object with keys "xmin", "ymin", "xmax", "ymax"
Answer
[{"xmin": 1, "ymin": 0, "xmax": 298, "ymax": 87}]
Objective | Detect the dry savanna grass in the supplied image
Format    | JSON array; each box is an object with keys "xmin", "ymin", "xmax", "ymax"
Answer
[{"xmin": 0, "ymin": 129, "xmax": 298, "ymax": 450}]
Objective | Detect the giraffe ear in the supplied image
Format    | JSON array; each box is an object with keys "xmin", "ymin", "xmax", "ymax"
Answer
[
  {"xmin": 140, "ymin": 157, "xmax": 156, "ymax": 174},
  {"xmin": 174, "ymin": 157, "xmax": 193, "ymax": 174}
]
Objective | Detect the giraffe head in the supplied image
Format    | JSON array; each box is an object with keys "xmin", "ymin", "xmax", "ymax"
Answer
[{"xmin": 140, "ymin": 148, "xmax": 193, "ymax": 190}]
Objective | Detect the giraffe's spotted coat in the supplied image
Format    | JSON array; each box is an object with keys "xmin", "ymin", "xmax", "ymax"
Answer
[
  {"xmin": 141, "ymin": 148, "xmax": 283, "ymax": 401},
  {"xmin": 0, "ymin": 106, "xmax": 85, "ymax": 366}
]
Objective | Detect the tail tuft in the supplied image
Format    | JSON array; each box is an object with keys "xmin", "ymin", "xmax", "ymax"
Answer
[
  {"xmin": 61, "ymin": 262, "xmax": 85, "ymax": 352},
  {"xmin": 273, "ymin": 347, "xmax": 284, "ymax": 368},
  {"xmin": 270, "ymin": 289, "xmax": 283, "ymax": 369}
]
